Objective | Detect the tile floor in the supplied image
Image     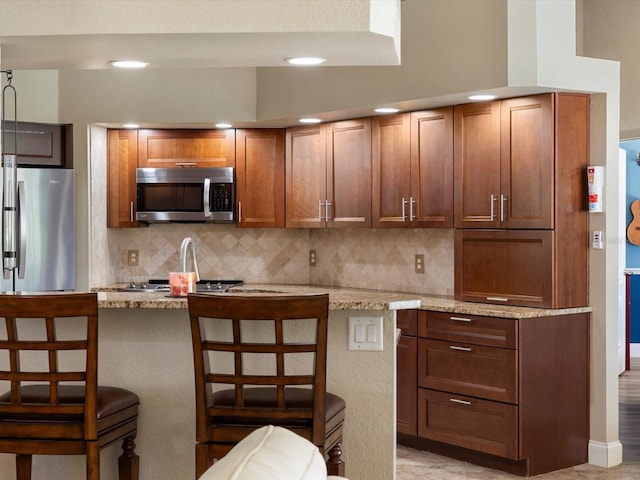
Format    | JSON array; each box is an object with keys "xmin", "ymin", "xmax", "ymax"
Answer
[{"xmin": 396, "ymin": 359, "xmax": 640, "ymax": 479}]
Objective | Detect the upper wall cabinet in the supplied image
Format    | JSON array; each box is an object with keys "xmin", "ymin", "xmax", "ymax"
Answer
[
  {"xmin": 372, "ymin": 109, "xmax": 453, "ymax": 228},
  {"xmin": 454, "ymin": 95, "xmax": 554, "ymax": 229},
  {"xmin": 285, "ymin": 119, "xmax": 372, "ymax": 228},
  {"xmin": 235, "ymin": 129, "xmax": 285, "ymax": 228},
  {"xmin": 107, "ymin": 129, "xmax": 138, "ymax": 228},
  {"xmin": 138, "ymin": 129, "xmax": 235, "ymax": 168}
]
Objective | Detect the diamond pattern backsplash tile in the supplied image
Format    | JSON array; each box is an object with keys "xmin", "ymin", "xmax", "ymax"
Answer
[{"xmin": 101, "ymin": 224, "xmax": 454, "ymax": 296}]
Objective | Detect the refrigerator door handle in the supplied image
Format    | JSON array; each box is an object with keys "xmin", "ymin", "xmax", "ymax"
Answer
[{"xmin": 17, "ymin": 180, "xmax": 25, "ymax": 279}]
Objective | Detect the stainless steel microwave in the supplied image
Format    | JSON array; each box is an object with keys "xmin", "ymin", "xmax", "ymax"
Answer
[{"xmin": 136, "ymin": 167, "xmax": 235, "ymax": 223}]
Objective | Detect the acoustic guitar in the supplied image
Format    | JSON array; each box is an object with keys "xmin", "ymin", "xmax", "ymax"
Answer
[{"xmin": 628, "ymin": 200, "xmax": 640, "ymax": 246}]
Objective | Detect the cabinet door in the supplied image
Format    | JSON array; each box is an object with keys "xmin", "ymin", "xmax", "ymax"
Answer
[
  {"xmin": 138, "ymin": 129, "xmax": 235, "ymax": 168},
  {"xmin": 372, "ymin": 113, "xmax": 411, "ymax": 228},
  {"xmin": 327, "ymin": 119, "xmax": 372, "ymax": 228},
  {"xmin": 107, "ymin": 129, "xmax": 138, "ymax": 228},
  {"xmin": 453, "ymin": 101, "xmax": 501, "ymax": 228},
  {"xmin": 397, "ymin": 310, "xmax": 418, "ymax": 436},
  {"xmin": 500, "ymin": 95, "xmax": 554, "ymax": 229},
  {"xmin": 235, "ymin": 129, "xmax": 285, "ymax": 228},
  {"xmin": 285, "ymin": 125, "xmax": 327, "ymax": 228},
  {"xmin": 454, "ymin": 229, "xmax": 554, "ymax": 307},
  {"xmin": 410, "ymin": 108, "xmax": 454, "ymax": 228}
]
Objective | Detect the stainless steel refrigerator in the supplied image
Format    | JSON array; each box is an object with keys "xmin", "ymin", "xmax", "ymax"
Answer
[{"xmin": 1, "ymin": 167, "xmax": 74, "ymax": 291}]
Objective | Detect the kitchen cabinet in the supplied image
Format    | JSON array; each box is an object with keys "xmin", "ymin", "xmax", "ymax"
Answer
[
  {"xmin": 396, "ymin": 310, "xmax": 418, "ymax": 436},
  {"xmin": 285, "ymin": 119, "xmax": 371, "ymax": 228},
  {"xmin": 235, "ymin": 129, "xmax": 285, "ymax": 228},
  {"xmin": 372, "ymin": 108, "xmax": 453, "ymax": 228},
  {"xmin": 398, "ymin": 309, "xmax": 589, "ymax": 477},
  {"xmin": 454, "ymin": 93, "xmax": 589, "ymax": 308},
  {"xmin": 454, "ymin": 95, "xmax": 553, "ymax": 229},
  {"xmin": 138, "ymin": 129, "xmax": 235, "ymax": 168},
  {"xmin": 107, "ymin": 129, "xmax": 139, "ymax": 228},
  {"xmin": 4, "ymin": 121, "xmax": 72, "ymax": 167}
]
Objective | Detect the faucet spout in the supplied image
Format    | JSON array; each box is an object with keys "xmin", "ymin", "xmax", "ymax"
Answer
[{"xmin": 179, "ymin": 237, "xmax": 200, "ymax": 281}]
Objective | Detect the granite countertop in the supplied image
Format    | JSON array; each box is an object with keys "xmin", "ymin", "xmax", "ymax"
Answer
[{"xmin": 93, "ymin": 283, "xmax": 592, "ymax": 318}]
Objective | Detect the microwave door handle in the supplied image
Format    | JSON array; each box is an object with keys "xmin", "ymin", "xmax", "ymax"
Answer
[
  {"xmin": 17, "ymin": 180, "xmax": 25, "ymax": 279},
  {"xmin": 203, "ymin": 178, "xmax": 211, "ymax": 219}
]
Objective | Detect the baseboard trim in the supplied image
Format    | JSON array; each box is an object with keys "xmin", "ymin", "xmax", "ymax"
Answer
[{"xmin": 588, "ymin": 440, "xmax": 623, "ymax": 468}]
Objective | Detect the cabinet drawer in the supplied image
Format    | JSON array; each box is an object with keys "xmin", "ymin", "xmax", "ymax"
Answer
[
  {"xmin": 418, "ymin": 338, "xmax": 517, "ymax": 403},
  {"xmin": 419, "ymin": 311, "xmax": 516, "ymax": 349},
  {"xmin": 397, "ymin": 310, "xmax": 418, "ymax": 337},
  {"xmin": 418, "ymin": 388, "xmax": 518, "ymax": 459}
]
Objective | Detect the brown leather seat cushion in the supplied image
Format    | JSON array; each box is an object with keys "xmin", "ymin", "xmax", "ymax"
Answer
[
  {"xmin": 0, "ymin": 384, "xmax": 139, "ymax": 421},
  {"xmin": 210, "ymin": 387, "xmax": 345, "ymax": 426}
]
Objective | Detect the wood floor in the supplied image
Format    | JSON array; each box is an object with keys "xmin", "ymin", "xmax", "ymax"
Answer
[{"xmin": 620, "ymin": 357, "xmax": 640, "ymax": 462}]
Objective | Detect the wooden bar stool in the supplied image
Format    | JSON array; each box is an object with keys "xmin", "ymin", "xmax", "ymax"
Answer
[
  {"xmin": 0, "ymin": 292, "xmax": 140, "ymax": 480},
  {"xmin": 187, "ymin": 293, "xmax": 346, "ymax": 478}
]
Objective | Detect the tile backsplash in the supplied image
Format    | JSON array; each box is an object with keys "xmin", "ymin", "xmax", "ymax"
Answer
[{"xmin": 98, "ymin": 224, "xmax": 454, "ymax": 296}]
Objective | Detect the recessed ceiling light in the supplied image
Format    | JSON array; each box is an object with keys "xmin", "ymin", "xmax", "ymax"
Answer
[
  {"xmin": 374, "ymin": 107, "xmax": 400, "ymax": 114},
  {"xmin": 122, "ymin": 123, "xmax": 139, "ymax": 129},
  {"xmin": 110, "ymin": 60, "xmax": 150, "ymax": 69},
  {"xmin": 285, "ymin": 57, "xmax": 327, "ymax": 66},
  {"xmin": 467, "ymin": 94, "xmax": 497, "ymax": 101},
  {"xmin": 215, "ymin": 123, "xmax": 232, "ymax": 129},
  {"xmin": 299, "ymin": 118, "xmax": 322, "ymax": 124}
]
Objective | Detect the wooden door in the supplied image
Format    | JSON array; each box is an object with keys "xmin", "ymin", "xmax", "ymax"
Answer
[
  {"xmin": 500, "ymin": 94, "xmax": 554, "ymax": 229},
  {"xmin": 235, "ymin": 129, "xmax": 285, "ymax": 228},
  {"xmin": 138, "ymin": 129, "xmax": 235, "ymax": 168},
  {"xmin": 372, "ymin": 113, "xmax": 411, "ymax": 228},
  {"xmin": 454, "ymin": 229, "xmax": 554, "ymax": 308},
  {"xmin": 285, "ymin": 125, "xmax": 327, "ymax": 228},
  {"xmin": 453, "ymin": 101, "xmax": 501, "ymax": 228},
  {"xmin": 396, "ymin": 310, "xmax": 418, "ymax": 436},
  {"xmin": 107, "ymin": 129, "xmax": 138, "ymax": 228},
  {"xmin": 410, "ymin": 108, "xmax": 454, "ymax": 228},
  {"xmin": 326, "ymin": 118, "xmax": 372, "ymax": 228}
]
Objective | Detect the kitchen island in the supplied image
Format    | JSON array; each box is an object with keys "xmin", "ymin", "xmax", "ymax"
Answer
[{"xmin": 0, "ymin": 285, "xmax": 591, "ymax": 480}]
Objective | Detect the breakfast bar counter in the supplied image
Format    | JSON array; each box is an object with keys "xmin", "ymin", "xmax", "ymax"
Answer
[{"xmin": 86, "ymin": 285, "xmax": 418, "ymax": 480}]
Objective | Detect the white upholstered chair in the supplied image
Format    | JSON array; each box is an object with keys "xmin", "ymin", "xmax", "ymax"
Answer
[{"xmin": 199, "ymin": 425, "xmax": 348, "ymax": 480}]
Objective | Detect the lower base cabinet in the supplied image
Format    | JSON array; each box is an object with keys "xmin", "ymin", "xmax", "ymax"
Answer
[{"xmin": 397, "ymin": 309, "xmax": 589, "ymax": 477}]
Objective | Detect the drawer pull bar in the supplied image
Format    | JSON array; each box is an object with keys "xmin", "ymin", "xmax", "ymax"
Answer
[
  {"xmin": 450, "ymin": 316, "xmax": 472, "ymax": 322},
  {"xmin": 486, "ymin": 296, "xmax": 509, "ymax": 302},
  {"xmin": 449, "ymin": 346, "xmax": 472, "ymax": 352},
  {"xmin": 450, "ymin": 398, "xmax": 472, "ymax": 406}
]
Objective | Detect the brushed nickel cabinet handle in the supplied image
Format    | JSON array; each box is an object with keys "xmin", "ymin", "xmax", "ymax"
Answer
[
  {"xmin": 487, "ymin": 296, "xmax": 509, "ymax": 302},
  {"xmin": 500, "ymin": 194, "xmax": 507, "ymax": 222},
  {"xmin": 319, "ymin": 200, "xmax": 324, "ymax": 221},
  {"xmin": 449, "ymin": 346, "xmax": 472, "ymax": 352},
  {"xmin": 450, "ymin": 316, "xmax": 472, "ymax": 322},
  {"xmin": 450, "ymin": 398, "xmax": 472, "ymax": 405},
  {"xmin": 130, "ymin": 201, "xmax": 134, "ymax": 223},
  {"xmin": 175, "ymin": 162, "xmax": 197, "ymax": 167},
  {"xmin": 401, "ymin": 197, "xmax": 408, "ymax": 221},
  {"xmin": 238, "ymin": 201, "xmax": 242, "ymax": 223},
  {"xmin": 490, "ymin": 194, "xmax": 496, "ymax": 220}
]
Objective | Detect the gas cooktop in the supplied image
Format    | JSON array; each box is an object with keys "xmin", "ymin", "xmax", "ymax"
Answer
[{"xmin": 123, "ymin": 279, "xmax": 243, "ymax": 293}]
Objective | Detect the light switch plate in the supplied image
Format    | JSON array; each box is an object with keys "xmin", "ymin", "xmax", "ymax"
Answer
[{"xmin": 348, "ymin": 316, "xmax": 383, "ymax": 351}]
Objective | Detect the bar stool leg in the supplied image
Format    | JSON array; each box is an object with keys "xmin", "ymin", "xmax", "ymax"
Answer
[
  {"xmin": 327, "ymin": 442, "xmax": 345, "ymax": 476},
  {"xmin": 16, "ymin": 454, "xmax": 32, "ymax": 480},
  {"xmin": 86, "ymin": 442, "xmax": 100, "ymax": 480},
  {"xmin": 118, "ymin": 435, "xmax": 140, "ymax": 480}
]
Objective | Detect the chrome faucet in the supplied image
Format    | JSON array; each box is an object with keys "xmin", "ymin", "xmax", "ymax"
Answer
[{"xmin": 179, "ymin": 237, "xmax": 200, "ymax": 281}]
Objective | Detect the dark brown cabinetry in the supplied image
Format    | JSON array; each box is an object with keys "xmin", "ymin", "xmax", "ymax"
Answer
[
  {"xmin": 285, "ymin": 119, "xmax": 371, "ymax": 228},
  {"xmin": 454, "ymin": 95, "xmax": 553, "ymax": 229},
  {"xmin": 138, "ymin": 129, "xmax": 235, "ymax": 168},
  {"xmin": 372, "ymin": 109, "xmax": 453, "ymax": 228},
  {"xmin": 454, "ymin": 93, "xmax": 589, "ymax": 308},
  {"xmin": 4, "ymin": 122, "xmax": 72, "ymax": 167},
  {"xmin": 396, "ymin": 310, "xmax": 418, "ymax": 436},
  {"xmin": 398, "ymin": 309, "xmax": 589, "ymax": 477},
  {"xmin": 235, "ymin": 129, "xmax": 285, "ymax": 228},
  {"xmin": 107, "ymin": 129, "xmax": 138, "ymax": 228}
]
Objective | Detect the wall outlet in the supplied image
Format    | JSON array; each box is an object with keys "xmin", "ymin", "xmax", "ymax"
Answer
[
  {"xmin": 309, "ymin": 249, "xmax": 317, "ymax": 267},
  {"xmin": 127, "ymin": 249, "xmax": 139, "ymax": 266},
  {"xmin": 415, "ymin": 254, "xmax": 424, "ymax": 274}
]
